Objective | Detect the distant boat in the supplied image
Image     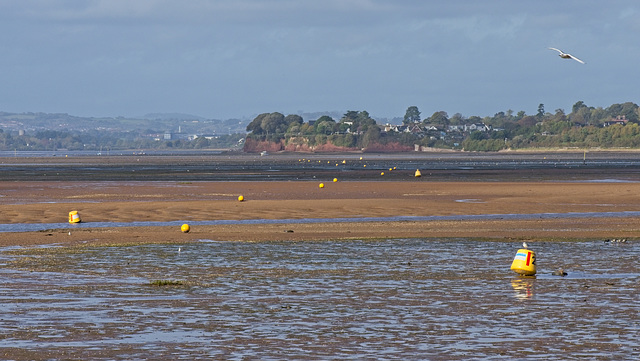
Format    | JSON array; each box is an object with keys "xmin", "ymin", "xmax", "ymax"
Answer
[{"xmin": 260, "ymin": 151, "xmax": 268, "ymax": 156}]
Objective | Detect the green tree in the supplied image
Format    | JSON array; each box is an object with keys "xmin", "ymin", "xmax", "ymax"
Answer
[
  {"xmin": 315, "ymin": 118, "xmax": 336, "ymax": 135},
  {"xmin": 246, "ymin": 113, "xmax": 269, "ymax": 134},
  {"xmin": 260, "ymin": 112, "xmax": 285, "ymax": 135},
  {"xmin": 537, "ymin": 104, "xmax": 545, "ymax": 119},
  {"xmin": 284, "ymin": 114, "xmax": 303, "ymax": 125},
  {"xmin": 428, "ymin": 111, "xmax": 449, "ymax": 126},
  {"xmin": 403, "ymin": 106, "xmax": 421, "ymax": 125},
  {"xmin": 572, "ymin": 101, "xmax": 587, "ymax": 114}
]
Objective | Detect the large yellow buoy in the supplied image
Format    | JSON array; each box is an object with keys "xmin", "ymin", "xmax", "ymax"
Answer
[
  {"xmin": 415, "ymin": 169, "xmax": 422, "ymax": 177},
  {"xmin": 238, "ymin": 195, "xmax": 244, "ymax": 202},
  {"xmin": 181, "ymin": 224, "xmax": 190, "ymax": 233},
  {"xmin": 511, "ymin": 248, "xmax": 536, "ymax": 276},
  {"xmin": 68, "ymin": 211, "xmax": 81, "ymax": 224}
]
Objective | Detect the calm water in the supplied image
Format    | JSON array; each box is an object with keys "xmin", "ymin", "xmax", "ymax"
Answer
[{"xmin": 1, "ymin": 238, "xmax": 638, "ymax": 360}]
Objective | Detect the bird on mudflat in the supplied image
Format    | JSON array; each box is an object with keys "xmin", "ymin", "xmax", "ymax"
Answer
[{"xmin": 548, "ymin": 47, "xmax": 585, "ymax": 64}]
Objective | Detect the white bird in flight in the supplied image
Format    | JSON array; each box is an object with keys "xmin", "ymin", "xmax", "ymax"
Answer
[{"xmin": 548, "ymin": 47, "xmax": 585, "ymax": 64}]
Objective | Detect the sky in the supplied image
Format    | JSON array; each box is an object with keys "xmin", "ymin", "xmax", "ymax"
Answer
[{"xmin": 1, "ymin": 0, "xmax": 639, "ymax": 121}]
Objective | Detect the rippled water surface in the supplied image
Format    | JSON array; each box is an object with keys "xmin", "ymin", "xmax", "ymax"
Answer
[{"xmin": 1, "ymin": 239, "xmax": 639, "ymax": 360}]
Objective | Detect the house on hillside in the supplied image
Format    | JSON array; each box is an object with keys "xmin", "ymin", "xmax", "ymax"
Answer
[
  {"xmin": 384, "ymin": 123, "xmax": 401, "ymax": 132},
  {"xmin": 604, "ymin": 115, "xmax": 629, "ymax": 127},
  {"xmin": 466, "ymin": 123, "xmax": 491, "ymax": 132}
]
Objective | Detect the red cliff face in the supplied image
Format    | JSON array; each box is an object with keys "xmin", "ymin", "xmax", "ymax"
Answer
[
  {"xmin": 243, "ymin": 138, "xmax": 285, "ymax": 153},
  {"xmin": 243, "ymin": 137, "xmax": 412, "ymax": 153}
]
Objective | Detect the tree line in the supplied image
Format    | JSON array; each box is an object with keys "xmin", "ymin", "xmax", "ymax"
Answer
[{"xmin": 245, "ymin": 101, "xmax": 640, "ymax": 152}]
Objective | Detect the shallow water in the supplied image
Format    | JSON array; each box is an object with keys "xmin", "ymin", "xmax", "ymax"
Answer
[
  {"xmin": 3, "ymin": 210, "xmax": 640, "ymax": 233},
  {"xmin": 1, "ymin": 238, "xmax": 638, "ymax": 360}
]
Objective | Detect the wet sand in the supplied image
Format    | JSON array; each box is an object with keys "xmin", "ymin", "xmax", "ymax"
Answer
[{"xmin": 2, "ymin": 180, "xmax": 640, "ymax": 246}]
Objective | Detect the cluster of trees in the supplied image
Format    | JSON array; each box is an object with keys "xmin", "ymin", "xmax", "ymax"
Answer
[
  {"xmin": 455, "ymin": 101, "xmax": 640, "ymax": 151},
  {"xmin": 245, "ymin": 110, "xmax": 385, "ymax": 149},
  {"xmin": 245, "ymin": 101, "xmax": 640, "ymax": 151}
]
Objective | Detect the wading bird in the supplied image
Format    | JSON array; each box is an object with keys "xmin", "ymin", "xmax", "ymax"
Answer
[{"xmin": 548, "ymin": 47, "xmax": 585, "ymax": 64}]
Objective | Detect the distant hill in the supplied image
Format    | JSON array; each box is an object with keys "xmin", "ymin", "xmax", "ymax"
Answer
[
  {"xmin": 142, "ymin": 113, "xmax": 207, "ymax": 121},
  {"xmin": 0, "ymin": 111, "xmax": 249, "ymax": 135}
]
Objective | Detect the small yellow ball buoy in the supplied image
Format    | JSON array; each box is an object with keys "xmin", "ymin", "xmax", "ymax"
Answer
[
  {"xmin": 238, "ymin": 195, "xmax": 244, "ymax": 202},
  {"xmin": 363, "ymin": 164, "xmax": 367, "ymax": 167},
  {"xmin": 415, "ymin": 169, "xmax": 422, "ymax": 177},
  {"xmin": 381, "ymin": 172, "xmax": 385, "ymax": 176},
  {"xmin": 181, "ymin": 224, "xmax": 190, "ymax": 233},
  {"xmin": 333, "ymin": 178, "xmax": 338, "ymax": 182},
  {"xmin": 319, "ymin": 183, "xmax": 325, "ymax": 188},
  {"xmin": 360, "ymin": 157, "xmax": 363, "ymax": 160}
]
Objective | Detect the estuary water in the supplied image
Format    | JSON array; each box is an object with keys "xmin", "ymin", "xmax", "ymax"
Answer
[{"xmin": 1, "ymin": 238, "xmax": 638, "ymax": 360}]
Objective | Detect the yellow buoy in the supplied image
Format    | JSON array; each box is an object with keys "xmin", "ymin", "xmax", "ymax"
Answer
[
  {"xmin": 511, "ymin": 248, "xmax": 536, "ymax": 276},
  {"xmin": 415, "ymin": 169, "xmax": 422, "ymax": 177},
  {"xmin": 68, "ymin": 211, "xmax": 81, "ymax": 224},
  {"xmin": 319, "ymin": 183, "xmax": 325, "ymax": 188},
  {"xmin": 238, "ymin": 195, "xmax": 244, "ymax": 202},
  {"xmin": 333, "ymin": 178, "xmax": 338, "ymax": 182},
  {"xmin": 381, "ymin": 172, "xmax": 385, "ymax": 176},
  {"xmin": 181, "ymin": 224, "xmax": 190, "ymax": 233}
]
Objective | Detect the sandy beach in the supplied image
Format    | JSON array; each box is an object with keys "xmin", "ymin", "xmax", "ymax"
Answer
[{"xmin": 2, "ymin": 179, "xmax": 640, "ymax": 246}]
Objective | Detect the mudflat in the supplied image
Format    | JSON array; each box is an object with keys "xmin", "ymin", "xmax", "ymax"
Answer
[{"xmin": 1, "ymin": 178, "xmax": 639, "ymax": 246}]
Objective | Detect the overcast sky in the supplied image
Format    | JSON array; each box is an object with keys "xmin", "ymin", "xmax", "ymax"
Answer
[{"xmin": 1, "ymin": 0, "xmax": 639, "ymax": 121}]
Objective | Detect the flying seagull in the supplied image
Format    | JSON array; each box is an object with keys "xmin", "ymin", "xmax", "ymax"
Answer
[{"xmin": 548, "ymin": 47, "xmax": 585, "ymax": 64}]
